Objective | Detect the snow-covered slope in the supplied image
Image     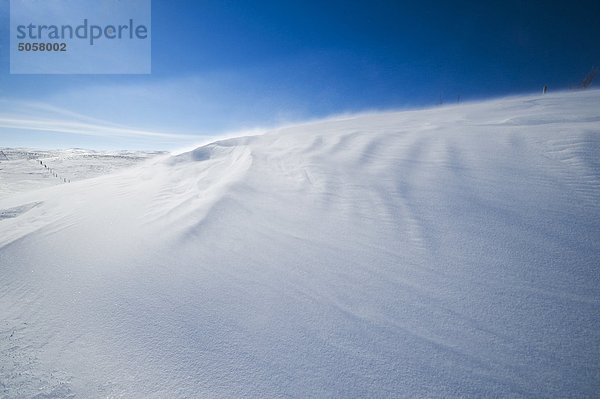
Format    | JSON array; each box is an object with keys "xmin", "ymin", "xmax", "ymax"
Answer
[
  {"xmin": 1, "ymin": 90, "xmax": 599, "ymax": 398},
  {"xmin": 0, "ymin": 149, "xmax": 165, "ymax": 199}
]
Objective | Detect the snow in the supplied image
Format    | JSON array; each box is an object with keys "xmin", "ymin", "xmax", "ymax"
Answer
[
  {"xmin": 1, "ymin": 90, "xmax": 599, "ymax": 398},
  {"xmin": 0, "ymin": 148, "xmax": 165, "ymax": 199}
]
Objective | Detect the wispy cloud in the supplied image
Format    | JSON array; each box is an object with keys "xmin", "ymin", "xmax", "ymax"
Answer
[
  {"xmin": 0, "ymin": 115, "xmax": 195, "ymax": 139},
  {"xmin": 0, "ymin": 99, "xmax": 197, "ymax": 141},
  {"xmin": 0, "ymin": 71, "xmax": 312, "ymax": 149}
]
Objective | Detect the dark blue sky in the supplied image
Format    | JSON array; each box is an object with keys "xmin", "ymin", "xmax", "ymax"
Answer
[
  {"xmin": 152, "ymin": 0, "xmax": 600, "ymax": 99},
  {"xmin": 1, "ymin": 0, "xmax": 599, "ymax": 149}
]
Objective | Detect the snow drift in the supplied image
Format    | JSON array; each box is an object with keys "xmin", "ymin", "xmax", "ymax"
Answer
[{"xmin": 1, "ymin": 90, "xmax": 599, "ymax": 398}]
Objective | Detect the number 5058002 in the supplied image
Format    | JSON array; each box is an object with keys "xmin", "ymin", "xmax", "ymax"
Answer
[{"xmin": 18, "ymin": 42, "xmax": 67, "ymax": 51}]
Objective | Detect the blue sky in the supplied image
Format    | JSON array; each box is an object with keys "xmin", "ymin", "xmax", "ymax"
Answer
[{"xmin": 1, "ymin": 0, "xmax": 599, "ymax": 150}]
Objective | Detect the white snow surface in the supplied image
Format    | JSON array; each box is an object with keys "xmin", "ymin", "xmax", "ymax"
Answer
[
  {"xmin": 1, "ymin": 90, "xmax": 599, "ymax": 398},
  {"xmin": 0, "ymin": 148, "xmax": 165, "ymax": 199}
]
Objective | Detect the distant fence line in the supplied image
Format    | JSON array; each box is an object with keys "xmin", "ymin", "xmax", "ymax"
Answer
[
  {"xmin": 0, "ymin": 149, "xmax": 71, "ymax": 183},
  {"xmin": 36, "ymin": 158, "xmax": 71, "ymax": 184}
]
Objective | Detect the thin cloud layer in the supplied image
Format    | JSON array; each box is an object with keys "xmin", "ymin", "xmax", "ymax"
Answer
[{"xmin": 0, "ymin": 99, "xmax": 197, "ymax": 143}]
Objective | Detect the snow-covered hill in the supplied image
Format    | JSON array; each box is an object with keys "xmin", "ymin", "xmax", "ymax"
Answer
[
  {"xmin": 0, "ymin": 149, "xmax": 165, "ymax": 199},
  {"xmin": 1, "ymin": 90, "xmax": 599, "ymax": 398}
]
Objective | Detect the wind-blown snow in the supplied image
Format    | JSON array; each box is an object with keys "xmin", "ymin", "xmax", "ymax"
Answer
[{"xmin": 1, "ymin": 90, "xmax": 599, "ymax": 398}]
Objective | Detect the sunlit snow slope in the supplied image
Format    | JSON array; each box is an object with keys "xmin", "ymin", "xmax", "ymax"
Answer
[{"xmin": 1, "ymin": 90, "xmax": 599, "ymax": 398}]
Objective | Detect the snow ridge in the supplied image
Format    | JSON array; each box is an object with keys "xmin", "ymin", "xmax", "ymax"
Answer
[{"xmin": 0, "ymin": 90, "xmax": 599, "ymax": 398}]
